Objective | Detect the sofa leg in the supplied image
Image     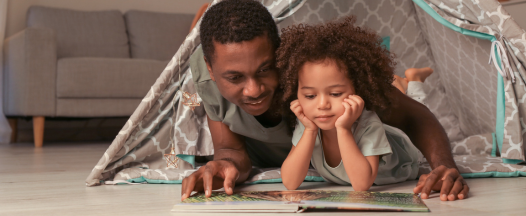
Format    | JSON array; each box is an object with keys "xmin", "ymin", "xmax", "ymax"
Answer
[
  {"xmin": 33, "ymin": 116, "xmax": 45, "ymax": 147},
  {"xmin": 8, "ymin": 118, "xmax": 18, "ymax": 143}
]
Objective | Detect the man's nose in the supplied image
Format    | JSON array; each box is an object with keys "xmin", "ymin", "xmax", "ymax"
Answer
[
  {"xmin": 243, "ymin": 78, "xmax": 264, "ymax": 98},
  {"xmin": 317, "ymin": 95, "xmax": 331, "ymax": 110}
]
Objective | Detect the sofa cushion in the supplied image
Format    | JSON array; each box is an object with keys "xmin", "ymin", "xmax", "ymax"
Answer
[
  {"xmin": 56, "ymin": 57, "xmax": 168, "ymax": 98},
  {"xmin": 125, "ymin": 10, "xmax": 195, "ymax": 60},
  {"xmin": 27, "ymin": 6, "xmax": 130, "ymax": 59},
  {"xmin": 56, "ymin": 98, "xmax": 142, "ymax": 117}
]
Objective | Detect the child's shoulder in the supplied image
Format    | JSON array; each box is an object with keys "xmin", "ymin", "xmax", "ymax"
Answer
[
  {"xmin": 353, "ymin": 110, "xmax": 387, "ymax": 141},
  {"xmin": 356, "ymin": 110, "xmax": 383, "ymax": 128}
]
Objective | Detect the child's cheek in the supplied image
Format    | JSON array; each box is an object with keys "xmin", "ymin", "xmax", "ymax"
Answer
[
  {"xmin": 300, "ymin": 101, "xmax": 316, "ymax": 120},
  {"xmin": 334, "ymin": 101, "xmax": 346, "ymax": 117}
]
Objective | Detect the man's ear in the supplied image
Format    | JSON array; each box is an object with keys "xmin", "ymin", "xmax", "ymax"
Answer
[{"xmin": 204, "ymin": 56, "xmax": 215, "ymax": 82}]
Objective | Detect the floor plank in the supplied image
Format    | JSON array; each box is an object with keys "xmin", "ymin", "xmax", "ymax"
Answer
[{"xmin": 1, "ymin": 142, "xmax": 525, "ymax": 215}]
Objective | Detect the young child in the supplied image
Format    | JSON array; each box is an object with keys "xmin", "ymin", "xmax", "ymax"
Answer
[{"xmin": 277, "ymin": 16, "xmax": 433, "ymax": 191}]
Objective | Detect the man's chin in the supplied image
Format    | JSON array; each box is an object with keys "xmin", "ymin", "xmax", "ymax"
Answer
[{"xmin": 240, "ymin": 102, "xmax": 271, "ymax": 116}]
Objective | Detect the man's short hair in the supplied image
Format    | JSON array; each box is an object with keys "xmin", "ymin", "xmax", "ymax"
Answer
[{"xmin": 200, "ymin": 0, "xmax": 280, "ymax": 64}]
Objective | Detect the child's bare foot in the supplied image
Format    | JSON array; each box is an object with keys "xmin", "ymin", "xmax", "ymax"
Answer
[
  {"xmin": 405, "ymin": 67, "xmax": 433, "ymax": 82},
  {"xmin": 392, "ymin": 75, "xmax": 408, "ymax": 94}
]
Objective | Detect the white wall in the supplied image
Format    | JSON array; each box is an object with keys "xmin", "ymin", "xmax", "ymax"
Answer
[{"xmin": 6, "ymin": 0, "xmax": 211, "ymax": 37}]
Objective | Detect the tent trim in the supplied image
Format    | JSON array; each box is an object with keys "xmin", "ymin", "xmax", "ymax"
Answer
[
  {"xmin": 461, "ymin": 170, "xmax": 526, "ymax": 178},
  {"xmin": 414, "ymin": 0, "xmax": 526, "ymax": 165}
]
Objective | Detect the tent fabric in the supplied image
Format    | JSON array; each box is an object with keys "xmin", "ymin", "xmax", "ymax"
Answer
[
  {"xmin": 276, "ymin": 0, "xmax": 465, "ymax": 143},
  {"xmin": 85, "ymin": 0, "xmax": 306, "ymax": 186},
  {"xmin": 86, "ymin": 0, "xmax": 526, "ymax": 187},
  {"xmin": 418, "ymin": 0, "xmax": 526, "ymax": 163}
]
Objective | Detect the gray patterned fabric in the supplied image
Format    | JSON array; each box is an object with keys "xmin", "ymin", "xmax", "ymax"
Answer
[
  {"xmin": 414, "ymin": 4, "xmax": 497, "ymax": 139},
  {"xmin": 276, "ymin": 0, "xmax": 464, "ymax": 143},
  {"xmin": 86, "ymin": 0, "xmax": 526, "ymax": 186},
  {"xmin": 414, "ymin": 0, "xmax": 526, "ymax": 173}
]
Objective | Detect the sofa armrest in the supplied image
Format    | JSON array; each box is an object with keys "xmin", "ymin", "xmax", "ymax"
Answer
[{"xmin": 3, "ymin": 27, "xmax": 57, "ymax": 116}]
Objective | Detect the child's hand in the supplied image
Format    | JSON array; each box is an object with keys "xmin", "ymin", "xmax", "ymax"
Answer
[
  {"xmin": 335, "ymin": 95, "xmax": 364, "ymax": 131},
  {"xmin": 290, "ymin": 100, "xmax": 318, "ymax": 131}
]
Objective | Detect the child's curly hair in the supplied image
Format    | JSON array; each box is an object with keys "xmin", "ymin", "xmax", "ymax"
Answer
[{"xmin": 276, "ymin": 16, "xmax": 396, "ymax": 133}]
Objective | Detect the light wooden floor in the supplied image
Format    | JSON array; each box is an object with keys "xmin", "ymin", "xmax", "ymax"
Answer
[{"xmin": 1, "ymin": 142, "xmax": 525, "ymax": 216}]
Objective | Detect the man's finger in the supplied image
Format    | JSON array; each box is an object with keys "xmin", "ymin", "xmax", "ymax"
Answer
[
  {"xmin": 439, "ymin": 175, "xmax": 454, "ymax": 201},
  {"xmin": 420, "ymin": 166, "xmax": 447, "ymax": 199},
  {"xmin": 413, "ymin": 174, "xmax": 428, "ymax": 194},
  {"xmin": 421, "ymin": 171, "xmax": 440, "ymax": 199},
  {"xmin": 447, "ymin": 178, "xmax": 464, "ymax": 201},
  {"xmin": 181, "ymin": 174, "xmax": 197, "ymax": 201},
  {"xmin": 458, "ymin": 180, "xmax": 469, "ymax": 200},
  {"xmin": 223, "ymin": 168, "xmax": 239, "ymax": 195},
  {"xmin": 203, "ymin": 162, "xmax": 218, "ymax": 198}
]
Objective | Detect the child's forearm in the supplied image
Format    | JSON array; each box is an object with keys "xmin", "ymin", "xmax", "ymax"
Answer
[
  {"xmin": 281, "ymin": 130, "xmax": 318, "ymax": 190},
  {"xmin": 336, "ymin": 129, "xmax": 376, "ymax": 191}
]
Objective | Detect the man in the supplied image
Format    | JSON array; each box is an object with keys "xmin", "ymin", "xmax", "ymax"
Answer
[{"xmin": 181, "ymin": 0, "xmax": 468, "ymax": 202}]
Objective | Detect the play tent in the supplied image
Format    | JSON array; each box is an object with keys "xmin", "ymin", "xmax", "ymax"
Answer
[{"xmin": 86, "ymin": 0, "xmax": 526, "ymax": 186}]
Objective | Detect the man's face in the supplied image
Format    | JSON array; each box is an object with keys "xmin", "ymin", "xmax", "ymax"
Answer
[{"xmin": 205, "ymin": 35, "xmax": 278, "ymax": 116}]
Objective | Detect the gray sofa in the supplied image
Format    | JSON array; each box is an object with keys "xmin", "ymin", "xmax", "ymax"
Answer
[{"xmin": 3, "ymin": 6, "xmax": 195, "ymax": 146}]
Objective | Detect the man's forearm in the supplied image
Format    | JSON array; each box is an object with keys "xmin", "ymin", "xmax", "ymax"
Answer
[
  {"xmin": 402, "ymin": 101, "xmax": 456, "ymax": 169},
  {"xmin": 214, "ymin": 148, "xmax": 252, "ymax": 183},
  {"xmin": 380, "ymin": 90, "xmax": 457, "ymax": 170}
]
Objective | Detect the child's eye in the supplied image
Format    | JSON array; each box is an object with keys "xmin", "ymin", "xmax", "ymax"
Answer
[
  {"xmin": 330, "ymin": 93, "xmax": 343, "ymax": 97},
  {"xmin": 304, "ymin": 95, "xmax": 315, "ymax": 99}
]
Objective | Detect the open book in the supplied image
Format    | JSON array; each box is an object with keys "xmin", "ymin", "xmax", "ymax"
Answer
[{"xmin": 173, "ymin": 190, "xmax": 429, "ymax": 213}]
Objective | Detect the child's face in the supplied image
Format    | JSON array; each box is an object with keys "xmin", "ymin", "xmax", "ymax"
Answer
[{"xmin": 297, "ymin": 59, "xmax": 356, "ymax": 130}]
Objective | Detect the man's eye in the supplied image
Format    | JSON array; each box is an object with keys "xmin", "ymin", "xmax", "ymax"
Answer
[
  {"xmin": 228, "ymin": 76, "xmax": 240, "ymax": 81},
  {"xmin": 305, "ymin": 95, "xmax": 315, "ymax": 99},
  {"xmin": 331, "ymin": 93, "xmax": 343, "ymax": 97}
]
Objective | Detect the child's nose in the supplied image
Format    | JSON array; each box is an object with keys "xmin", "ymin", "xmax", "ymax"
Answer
[{"xmin": 317, "ymin": 96, "xmax": 331, "ymax": 110}]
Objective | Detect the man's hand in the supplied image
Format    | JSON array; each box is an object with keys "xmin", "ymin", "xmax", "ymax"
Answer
[
  {"xmin": 413, "ymin": 165, "xmax": 469, "ymax": 201},
  {"xmin": 181, "ymin": 160, "xmax": 240, "ymax": 201},
  {"xmin": 378, "ymin": 86, "xmax": 469, "ymax": 202}
]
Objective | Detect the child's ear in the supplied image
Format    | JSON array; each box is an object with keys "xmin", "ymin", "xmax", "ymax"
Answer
[{"xmin": 204, "ymin": 56, "xmax": 215, "ymax": 82}]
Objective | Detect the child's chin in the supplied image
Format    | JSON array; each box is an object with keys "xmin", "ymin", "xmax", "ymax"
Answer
[{"xmin": 317, "ymin": 124, "xmax": 336, "ymax": 131}]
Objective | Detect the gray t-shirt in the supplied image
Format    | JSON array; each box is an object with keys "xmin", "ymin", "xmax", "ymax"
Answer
[
  {"xmin": 189, "ymin": 46, "xmax": 291, "ymax": 167},
  {"xmin": 292, "ymin": 110, "xmax": 420, "ymax": 185}
]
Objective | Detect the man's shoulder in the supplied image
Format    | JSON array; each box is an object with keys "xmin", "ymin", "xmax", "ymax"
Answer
[
  {"xmin": 189, "ymin": 45, "xmax": 228, "ymax": 122},
  {"xmin": 190, "ymin": 46, "xmax": 212, "ymax": 83}
]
